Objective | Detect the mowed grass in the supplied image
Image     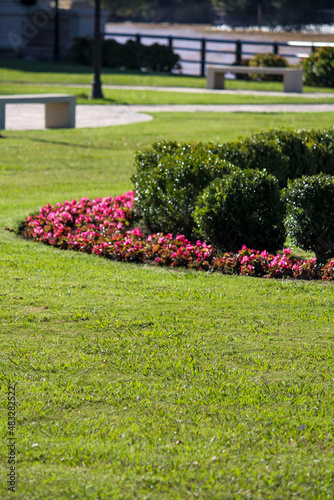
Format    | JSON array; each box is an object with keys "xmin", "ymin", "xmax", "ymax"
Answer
[
  {"xmin": 2, "ymin": 82, "xmax": 334, "ymax": 105},
  {"xmin": 1, "ymin": 112, "xmax": 334, "ymax": 499},
  {"xmin": 1, "ymin": 60, "xmax": 334, "ymax": 105}
]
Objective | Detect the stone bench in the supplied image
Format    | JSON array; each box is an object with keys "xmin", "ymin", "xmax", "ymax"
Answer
[
  {"xmin": 206, "ymin": 66, "xmax": 303, "ymax": 93},
  {"xmin": 0, "ymin": 94, "xmax": 76, "ymax": 130}
]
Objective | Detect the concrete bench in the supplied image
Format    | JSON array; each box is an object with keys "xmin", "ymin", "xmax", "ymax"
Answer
[
  {"xmin": 207, "ymin": 66, "xmax": 303, "ymax": 93},
  {"xmin": 0, "ymin": 94, "xmax": 76, "ymax": 130}
]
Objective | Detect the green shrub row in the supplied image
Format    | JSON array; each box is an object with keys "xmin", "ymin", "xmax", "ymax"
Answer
[
  {"xmin": 219, "ymin": 128, "xmax": 334, "ymax": 188},
  {"xmin": 133, "ymin": 127, "xmax": 334, "ymax": 191},
  {"xmin": 68, "ymin": 37, "xmax": 180, "ymax": 73},
  {"xmin": 302, "ymin": 46, "xmax": 334, "ymax": 88},
  {"xmin": 237, "ymin": 48, "xmax": 334, "ymax": 87},
  {"xmin": 234, "ymin": 52, "xmax": 289, "ymax": 82},
  {"xmin": 132, "ymin": 129, "xmax": 334, "ymax": 260}
]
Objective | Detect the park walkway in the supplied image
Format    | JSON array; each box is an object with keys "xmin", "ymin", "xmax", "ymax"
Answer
[{"xmin": 4, "ymin": 86, "xmax": 334, "ymax": 130}]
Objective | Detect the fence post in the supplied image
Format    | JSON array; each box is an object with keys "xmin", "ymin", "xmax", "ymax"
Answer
[
  {"xmin": 200, "ymin": 38, "xmax": 206, "ymax": 77},
  {"xmin": 168, "ymin": 36, "xmax": 173, "ymax": 49},
  {"xmin": 235, "ymin": 40, "xmax": 242, "ymax": 64},
  {"xmin": 136, "ymin": 34, "xmax": 141, "ymax": 44},
  {"xmin": 273, "ymin": 42, "xmax": 279, "ymax": 55}
]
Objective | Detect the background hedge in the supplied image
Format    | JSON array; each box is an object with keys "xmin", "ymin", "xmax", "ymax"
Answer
[
  {"xmin": 302, "ymin": 46, "xmax": 334, "ymax": 87},
  {"xmin": 68, "ymin": 37, "xmax": 180, "ymax": 73}
]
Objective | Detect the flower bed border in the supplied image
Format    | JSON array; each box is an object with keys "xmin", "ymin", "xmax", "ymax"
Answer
[{"xmin": 20, "ymin": 192, "xmax": 334, "ymax": 281}]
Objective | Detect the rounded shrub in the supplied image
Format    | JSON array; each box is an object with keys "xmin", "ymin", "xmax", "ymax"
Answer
[
  {"xmin": 283, "ymin": 174, "xmax": 334, "ymax": 263},
  {"xmin": 219, "ymin": 129, "xmax": 314, "ymax": 189},
  {"xmin": 302, "ymin": 46, "xmax": 334, "ymax": 88},
  {"xmin": 299, "ymin": 127, "xmax": 334, "ymax": 175},
  {"xmin": 248, "ymin": 52, "xmax": 289, "ymax": 81},
  {"xmin": 131, "ymin": 142, "xmax": 234, "ymax": 238},
  {"xmin": 194, "ymin": 168, "xmax": 286, "ymax": 253}
]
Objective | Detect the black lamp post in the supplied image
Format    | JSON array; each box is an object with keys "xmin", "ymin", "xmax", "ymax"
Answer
[
  {"xmin": 53, "ymin": 0, "xmax": 60, "ymax": 62},
  {"xmin": 90, "ymin": 0, "xmax": 104, "ymax": 99},
  {"xmin": 257, "ymin": 0, "xmax": 263, "ymax": 27}
]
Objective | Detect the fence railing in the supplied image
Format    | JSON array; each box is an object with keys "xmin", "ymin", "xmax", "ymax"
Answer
[{"xmin": 103, "ymin": 31, "xmax": 334, "ymax": 77}]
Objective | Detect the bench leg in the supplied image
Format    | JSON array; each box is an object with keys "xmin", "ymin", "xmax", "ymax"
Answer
[
  {"xmin": 207, "ymin": 68, "xmax": 225, "ymax": 89},
  {"xmin": 0, "ymin": 102, "xmax": 6, "ymax": 130},
  {"xmin": 283, "ymin": 72, "xmax": 303, "ymax": 93},
  {"xmin": 45, "ymin": 101, "xmax": 76, "ymax": 128}
]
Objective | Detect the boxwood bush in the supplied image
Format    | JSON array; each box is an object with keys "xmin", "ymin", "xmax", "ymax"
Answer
[
  {"xmin": 218, "ymin": 128, "xmax": 319, "ymax": 188},
  {"xmin": 248, "ymin": 52, "xmax": 289, "ymax": 82},
  {"xmin": 134, "ymin": 128, "xmax": 334, "ymax": 192},
  {"xmin": 298, "ymin": 128, "xmax": 334, "ymax": 175},
  {"xmin": 302, "ymin": 46, "xmax": 334, "ymax": 87},
  {"xmin": 131, "ymin": 142, "xmax": 234, "ymax": 237},
  {"xmin": 132, "ymin": 129, "xmax": 334, "ymax": 250},
  {"xmin": 68, "ymin": 37, "xmax": 180, "ymax": 73},
  {"xmin": 194, "ymin": 168, "xmax": 285, "ymax": 253},
  {"xmin": 283, "ymin": 174, "xmax": 334, "ymax": 263}
]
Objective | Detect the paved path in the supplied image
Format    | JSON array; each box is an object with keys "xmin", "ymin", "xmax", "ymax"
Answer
[
  {"xmin": 4, "ymin": 88, "xmax": 334, "ymax": 130},
  {"xmin": 35, "ymin": 82, "xmax": 334, "ymax": 98}
]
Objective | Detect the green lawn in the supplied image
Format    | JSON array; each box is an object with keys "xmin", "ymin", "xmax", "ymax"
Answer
[
  {"xmin": 1, "ymin": 59, "xmax": 334, "ymax": 105},
  {"xmin": 1, "ymin": 112, "xmax": 334, "ymax": 499},
  {"xmin": 2, "ymin": 82, "xmax": 334, "ymax": 105}
]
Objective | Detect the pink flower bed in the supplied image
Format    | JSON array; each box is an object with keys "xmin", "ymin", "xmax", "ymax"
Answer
[{"xmin": 21, "ymin": 191, "xmax": 334, "ymax": 281}]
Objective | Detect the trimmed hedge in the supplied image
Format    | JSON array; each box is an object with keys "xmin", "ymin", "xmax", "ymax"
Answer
[
  {"xmin": 132, "ymin": 128, "xmax": 334, "ymax": 251},
  {"xmin": 248, "ymin": 52, "xmax": 289, "ymax": 82},
  {"xmin": 68, "ymin": 37, "xmax": 180, "ymax": 73},
  {"xmin": 283, "ymin": 174, "xmax": 334, "ymax": 263},
  {"xmin": 302, "ymin": 46, "xmax": 334, "ymax": 88},
  {"xmin": 134, "ymin": 128, "xmax": 334, "ymax": 190},
  {"xmin": 234, "ymin": 53, "xmax": 289, "ymax": 82},
  {"xmin": 194, "ymin": 168, "xmax": 285, "ymax": 253},
  {"xmin": 131, "ymin": 142, "xmax": 234, "ymax": 238},
  {"xmin": 218, "ymin": 128, "xmax": 321, "ymax": 188}
]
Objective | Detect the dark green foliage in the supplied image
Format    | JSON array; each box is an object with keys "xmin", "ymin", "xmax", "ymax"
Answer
[
  {"xmin": 134, "ymin": 128, "xmax": 333, "ymax": 192},
  {"xmin": 132, "ymin": 129, "xmax": 334, "ymax": 249},
  {"xmin": 284, "ymin": 174, "xmax": 334, "ymax": 263},
  {"xmin": 68, "ymin": 37, "xmax": 180, "ymax": 73},
  {"xmin": 302, "ymin": 46, "xmax": 334, "ymax": 88},
  {"xmin": 67, "ymin": 37, "xmax": 92, "ymax": 66},
  {"xmin": 131, "ymin": 142, "xmax": 234, "ymax": 237},
  {"xmin": 298, "ymin": 128, "xmax": 334, "ymax": 175},
  {"xmin": 232, "ymin": 58, "xmax": 251, "ymax": 80},
  {"xmin": 219, "ymin": 128, "xmax": 317, "ymax": 188},
  {"xmin": 194, "ymin": 169, "xmax": 285, "ymax": 253},
  {"xmin": 248, "ymin": 53, "xmax": 289, "ymax": 82}
]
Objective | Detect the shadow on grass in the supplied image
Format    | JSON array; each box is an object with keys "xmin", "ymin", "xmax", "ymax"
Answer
[
  {"xmin": 0, "ymin": 58, "xmax": 122, "ymax": 75},
  {"xmin": 0, "ymin": 59, "xmax": 190, "ymax": 79}
]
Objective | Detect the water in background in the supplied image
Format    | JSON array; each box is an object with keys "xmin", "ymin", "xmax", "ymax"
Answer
[{"xmin": 105, "ymin": 23, "xmax": 334, "ymax": 76}]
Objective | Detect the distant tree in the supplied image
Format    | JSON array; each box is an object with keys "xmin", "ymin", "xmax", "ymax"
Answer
[
  {"xmin": 100, "ymin": 0, "xmax": 151, "ymax": 19},
  {"xmin": 213, "ymin": 0, "xmax": 334, "ymax": 25},
  {"xmin": 20, "ymin": 0, "xmax": 38, "ymax": 5},
  {"xmin": 272, "ymin": 0, "xmax": 334, "ymax": 24},
  {"xmin": 100, "ymin": 0, "xmax": 212, "ymax": 23},
  {"xmin": 99, "ymin": 0, "xmax": 334, "ymax": 25}
]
